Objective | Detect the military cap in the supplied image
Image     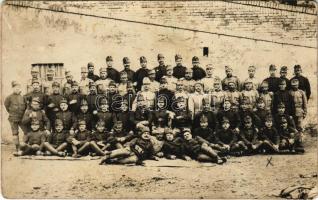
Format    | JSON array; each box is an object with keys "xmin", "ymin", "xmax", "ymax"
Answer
[
  {"xmin": 47, "ymin": 68, "xmax": 54, "ymax": 75},
  {"xmin": 175, "ymin": 54, "xmax": 182, "ymax": 60},
  {"xmin": 120, "ymin": 71, "xmax": 128, "ymax": 76},
  {"xmin": 205, "ymin": 64, "xmax": 214, "ymax": 69},
  {"xmin": 214, "ymin": 77, "xmax": 221, "ymax": 84},
  {"xmin": 31, "ymin": 97, "xmax": 41, "ymax": 104},
  {"xmin": 80, "ymin": 99, "xmax": 88, "ymax": 106},
  {"xmin": 269, "ymin": 64, "xmax": 277, "ymax": 71},
  {"xmin": 265, "ymin": 114, "xmax": 273, "ymax": 122},
  {"xmin": 176, "ymin": 78, "xmax": 184, "ymax": 85},
  {"xmin": 157, "ymin": 54, "xmax": 164, "ymax": 60},
  {"xmin": 32, "ymin": 78, "xmax": 40, "ymax": 84},
  {"xmin": 200, "ymin": 115, "xmax": 208, "ymax": 123},
  {"xmin": 281, "ymin": 117, "xmax": 288, "ymax": 123},
  {"xmin": 52, "ymin": 81, "xmax": 60, "ymax": 87},
  {"xmin": 11, "ymin": 81, "xmax": 20, "ymax": 88},
  {"xmin": 241, "ymin": 96, "xmax": 251, "ymax": 104},
  {"xmin": 100, "ymin": 98, "xmax": 108, "ymax": 105},
  {"xmin": 96, "ymin": 120, "xmax": 106, "ymax": 127},
  {"xmin": 261, "ymin": 81, "xmax": 269, "ymax": 87},
  {"xmin": 140, "ymin": 56, "xmax": 147, "ymax": 63},
  {"xmin": 157, "ymin": 96, "xmax": 166, "ymax": 102},
  {"xmin": 78, "ymin": 120, "xmax": 86, "ymax": 125},
  {"xmin": 192, "ymin": 56, "xmax": 200, "ymax": 63},
  {"xmin": 31, "ymin": 119, "xmax": 40, "ymax": 125},
  {"xmin": 185, "ymin": 68, "xmax": 193, "ymax": 73},
  {"xmin": 137, "ymin": 94, "xmax": 145, "ymax": 101},
  {"xmin": 106, "ymin": 56, "xmax": 113, "ymax": 62},
  {"xmin": 108, "ymin": 80, "xmax": 117, "ymax": 87},
  {"xmin": 277, "ymin": 102, "xmax": 285, "ymax": 108},
  {"xmin": 166, "ymin": 65, "xmax": 173, "ymax": 71},
  {"xmin": 279, "ymin": 79, "xmax": 287, "ymax": 84},
  {"xmin": 294, "ymin": 64, "xmax": 301, "ymax": 70},
  {"xmin": 227, "ymin": 79, "xmax": 236, "ymax": 84},
  {"xmin": 126, "ymin": 81, "xmax": 134, "ymax": 88},
  {"xmin": 291, "ymin": 78, "xmax": 299, "ymax": 85},
  {"xmin": 123, "ymin": 57, "xmax": 130, "ymax": 64},
  {"xmin": 71, "ymin": 81, "xmax": 79, "ymax": 87},
  {"xmin": 114, "ymin": 120, "xmax": 123, "ymax": 126},
  {"xmin": 244, "ymin": 78, "xmax": 253, "ymax": 84},
  {"xmin": 55, "ymin": 119, "xmax": 63, "ymax": 126},
  {"xmin": 243, "ymin": 115, "xmax": 252, "ymax": 123},
  {"xmin": 176, "ymin": 96, "xmax": 185, "ymax": 102},
  {"xmin": 60, "ymin": 98, "xmax": 68, "ymax": 104},
  {"xmin": 142, "ymin": 77, "xmax": 151, "ymax": 85},
  {"xmin": 280, "ymin": 66, "xmax": 288, "ymax": 72},
  {"xmin": 89, "ymin": 81, "xmax": 96, "ymax": 88},
  {"xmin": 256, "ymin": 97, "xmax": 265, "ymax": 103},
  {"xmin": 65, "ymin": 70, "xmax": 72, "ymax": 77},
  {"xmin": 182, "ymin": 129, "xmax": 191, "ymax": 135},
  {"xmin": 149, "ymin": 69, "xmax": 155, "ymax": 75},
  {"xmin": 225, "ymin": 66, "xmax": 233, "ymax": 71},
  {"xmin": 87, "ymin": 62, "xmax": 94, "ymax": 68},
  {"xmin": 222, "ymin": 117, "xmax": 230, "ymax": 123},
  {"xmin": 99, "ymin": 67, "xmax": 107, "ymax": 73},
  {"xmin": 164, "ymin": 128, "xmax": 174, "ymax": 135},
  {"xmin": 81, "ymin": 67, "xmax": 88, "ymax": 73},
  {"xmin": 141, "ymin": 126, "xmax": 150, "ymax": 133},
  {"xmin": 223, "ymin": 97, "xmax": 231, "ymax": 103},
  {"xmin": 160, "ymin": 76, "xmax": 168, "ymax": 84},
  {"xmin": 31, "ymin": 67, "xmax": 39, "ymax": 73},
  {"xmin": 248, "ymin": 65, "xmax": 256, "ymax": 70},
  {"xmin": 194, "ymin": 81, "xmax": 203, "ymax": 87}
]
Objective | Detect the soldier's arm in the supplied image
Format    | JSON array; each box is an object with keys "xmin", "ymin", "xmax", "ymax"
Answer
[
  {"xmin": 305, "ymin": 78, "xmax": 311, "ymax": 100},
  {"xmin": 302, "ymin": 91, "xmax": 307, "ymax": 116},
  {"xmin": 22, "ymin": 110, "xmax": 31, "ymax": 125},
  {"xmin": 42, "ymin": 110, "xmax": 51, "ymax": 131},
  {"xmin": 4, "ymin": 96, "xmax": 11, "ymax": 112}
]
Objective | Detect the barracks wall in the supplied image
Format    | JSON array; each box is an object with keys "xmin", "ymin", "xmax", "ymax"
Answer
[{"xmin": 1, "ymin": 1, "xmax": 317, "ymax": 141}]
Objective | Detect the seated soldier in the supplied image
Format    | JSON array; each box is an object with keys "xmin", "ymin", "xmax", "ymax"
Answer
[
  {"xmin": 55, "ymin": 98, "xmax": 77, "ymax": 134},
  {"xmin": 99, "ymin": 127, "xmax": 156, "ymax": 165},
  {"xmin": 68, "ymin": 120, "xmax": 91, "ymax": 158},
  {"xmin": 182, "ymin": 130, "xmax": 227, "ymax": 164},
  {"xmin": 111, "ymin": 121, "xmax": 135, "ymax": 149},
  {"xmin": 256, "ymin": 115, "xmax": 279, "ymax": 154},
  {"xmin": 254, "ymin": 97, "xmax": 271, "ymax": 128},
  {"xmin": 278, "ymin": 117, "xmax": 304, "ymax": 153},
  {"xmin": 192, "ymin": 115, "xmax": 217, "ymax": 144},
  {"xmin": 161, "ymin": 130, "xmax": 184, "ymax": 160},
  {"xmin": 171, "ymin": 97, "xmax": 192, "ymax": 131},
  {"xmin": 90, "ymin": 120, "xmax": 115, "ymax": 156},
  {"xmin": 15, "ymin": 119, "xmax": 46, "ymax": 156},
  {"xmin": 217, "ymin": 98, "xmax": 241, "ymax": 134},
  {"xmin": 43, "ymin": 119, "xmax": 69, "ymax": 157},
  {"xmin": 273, "ymin": 102, "xmax": 296, "ymax": 131},
  {"xmin": 237, "ymin": 116, "xmax": 259, "ymax": 155}
]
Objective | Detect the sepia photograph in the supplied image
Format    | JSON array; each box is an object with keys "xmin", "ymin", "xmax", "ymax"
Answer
[{"xmin": 1, "ymin": 0, "xmax": 317, "ymax": 198}]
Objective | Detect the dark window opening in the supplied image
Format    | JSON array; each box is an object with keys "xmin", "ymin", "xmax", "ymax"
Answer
[{"xmin": 203, "ymin": 47, "xmax": 209, "ymax": 57}]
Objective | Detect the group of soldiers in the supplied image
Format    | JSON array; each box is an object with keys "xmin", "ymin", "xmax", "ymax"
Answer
[{"xmin": 4, "ymin": 54, "xmax": 311, "ymax": 165}]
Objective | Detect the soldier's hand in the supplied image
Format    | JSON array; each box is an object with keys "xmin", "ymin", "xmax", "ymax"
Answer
[
  {"xmin": 224, "ymin": 144, "xmax": 230, "ymax": 150},
  {"xmin": 69, "ymin": 100, "xmax": 77, "ymax": 104},
  {"xmin": 252, "ymin": 145, "xmax": 257, "ymax": 150},
  {"xmin": 53, "ymin": 108, "xmax": 59, "ymax": 112},
  {"xmin": 93, "ymin": 110, "xmax": 98, "ymax": 115},
  {"xmin": 45, "ymin": 130, "xmax": 51, "ymax": 135},
  {"xmin": 69, "ymin": 130, "xmax": 75, "ymax": 135},
  {"xmin": 156, "ymin": 152, "xmax": 164, "ymax": 158},
  {"xmin": 184, "ymin": 156, "xmax": 192, "ymax": 161},
  {"xmin": 289, "ymin": 139, "xmax": 295, "ymax": 144},
  {"xmin": 169, "ymin": 155, "xmax": 177, "ymax": 160},
  {"xmin": 48, "ymin": 103, "xmax": 55, "ymax": 108}
]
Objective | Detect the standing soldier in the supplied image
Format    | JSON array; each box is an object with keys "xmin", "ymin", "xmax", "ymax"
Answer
[
  {"xmin": 259, "ymin": 81, "xmax": 274, "ymax": 113},
  {"xmin": 24, "ymin": 78, "xmax": 47, "ymax": 109},
  {"xmin": 134, "ymin": 56, "xmax": 150, "ymax": 92},
  {"xmin": 191, "ymin": 56, "xmax": 206, "ymax": 81},
  {"xmin": 133, "ymin": 78, "xmax": 156, "ymax": 110},
  {"xmin": 154, "ymin": 53, "xmax": 167, "ymax": 82},
  {"xmin": 67, "ymin": 81, "xmax": 82, "ymax": 114},
  {"xmin": 79, "ymin": 67, "xmax": 93, "ymax": 95},
  {"xmin": 86, "ymin": 82, "xmax": 99, "ymax": 113},
  {"xmin": 224, "ymin": 81, "xmax": 240, "ymax": 111},
  {"xmin": 273, "ymin": 79, "xmax": 293, "ymax": 115},
  {"xmin": 164, "ymin": 66, "xmax": 178, "ymax": 92},
  {"xmin": 222, "ymin": 66, "xmax": 240, "ymax": 91},
  {"xmin": 42, "ymin": 68, "xmax": 56, "ymax": 95},
  {"xmin": 106, "ymin": 56, "xmax": 120, "ymax": 83},
  {"xmin": 95, "ymin": 67, "xmax": 112, "ymax": 95},
  {"xmin": 183, "ymin": 68, "xmax": 196, "ymax": 93},
  {"xmin": 46, "ymin": 81, "xmax": 64, "ymax": 126},
  {"xmin": 173, "ymin": 54, "xmax": 186, "ymax": 79},
  {"xmin": 201, "ymin": 64, "xmax": 219, "ymax": 94},
  {"xmin": 156, "ymin": 77, "xmax": 175, "ymax": 111},
  {"xmin": 174, "ymin": 79, "xmax": 189, "ymax": 106},
  {"xmin": 244, "ymin": 66, "xmax": 260, "ymax": 91},
  {"xmin": 279, "ymin": 66, "xmax": 290, "ymax": 90},
  {"xmin": 4, "ymin": 81, "xmax": 28, "ymax": 154},
  {"xmin": 62, "ymin": 70, "xmax": 74, "ymax": 96},
  {"xmin": 118, "ymin": 71, "xmax": 129, "ymax": 96},
  {"xmin": 87, "ymin": 62, "xmax": 100, "ymax": 82},
  {"xmin": 290, "ymin": 65, "xmax": 311, "ymax": 100},
  {"xmin": 121, "ymin": 57, "xmax": 135, "ymax": 82},
  {"xmin": 289, "ymin": 79, "xmax": 307, "ymax": 133},
  {"xmin": 27, "ymin": 67, "xmax": 43, "ymax": 93},
  {"xmin": 210, "ymin": 78, "xmax": 225, "ymax": 114},
  {"xmin": 263, "ymin": 64, "xmax": 280, "ymax": 93},
  {"xmin": 188, "ymin": 82, "xmax": 206, "ymax": 118},
  {"xmin": 147, "ymin": 69, "xmax": 160, "ymax": 92}
]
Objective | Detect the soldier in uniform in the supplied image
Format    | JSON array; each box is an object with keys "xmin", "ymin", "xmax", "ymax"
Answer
[
  {"xmin": 290, "ymin": 65, "xmax": 311, "ymax": 100},
  {"xmin": 87, "ymin": 62, "xmax": 100, "ymax": 82},
  {"xmin": 191, "ymin": 56, "xmax": 206, "ymax": 81},
  {"xmin": 76, "ymin": 99, "xmax": 94, "ymax": 131},
  {"xmin": 133, "ymin": 77, "xmax": 156, "ymax": 110},
  {"xmin": 4, "ymin": 81, "xmax": 28, "ymax": 153},
  {"xmin": 55, "ymin": 98, "xmax": 77, "ymax": 133},
  {"xmin": 289, "ymin": 79, "xmax": 307, "ymax": 132},
  {"xmin": 263, "ymin": 64, "xmax": 280, "ymax": 93},
  {"xmin": 279, "ymin": 66, "xmax": 291, "ymax": 90},
  {"xmin": 42, "ymin": 68, "xmax": 56, "ymax": 95},
  {"xmin": 217, "ymin": 98, "xmax": 241, "ymax": 134},
  {"xmin": 79, "ymin": 67, "xmax": 93, "ymax": 95},
  {"xmin": 273, "ymin": 102, "xmax": 296, "ymax": 131},
  {"xmin": 188, "ymin": 82, "xmax": 206, "ymax": 118},
  {"xmin": 259, "ymin": 81, "xmax": 274, "ymax": 113},
  {"xmin": 244, "ymin": 65, "xmax": 260, "ymax": 91},
  {"xmin": 210, "ymin": 78, "xmax": 225, "ymax": 114},
  {"xmin": 94, "ymin": 98, "xmax": 116, "ymax": 131},
  {"xmin": 95, "ymin": 67, "xmax": 112, "ymax": 94},
  {"xmin": 174, "ymin": 79, "xmax": 189, "ymax": 106},
  {"xmin": 147, "ymin": 69, "xmax": 160, "ymax": 92},
  {"xmin": 224, "ymin": 81, "xmax": 240, "ymax": 111},
  {"xmin": 173, "ymin": 54, "xmax": 186, "ymax": 79},
  {"xmin": 222, "ymin": 66, "xmax": 240, "ymax": 91},
  {"xmin": 193, "ymin": 98, "xmax": 218, "ymax": 131},
  {"xmin": 67, "ymin": 81, "xmax": 82, "ymax": 114},
  {"xmin": 27, "ymin": 67, "xmax": 43, "ymax": 93},
  {"xmin": 121, "ymin": 57, "xmax": 135, "ymax": 82},
  {"xmin": 86, "ymin": 82, "xmax": 99, "ymax": 113},
  {"xmin": 201, "ymin": 64, "xmax": 219, "ymax": 94},
  {"xmin": 164, "ymin": 66, "xmax": 178, "ymax": 92},
  {"xmin": 134, "ymin": 56, "xmax": 150, "ymax": 92},
  {"xmin": 117, "ymin": 71, "xmax": 128, "ymax": 96},
  {"xmin": 154, "ymin": 53, "xmax": 167, "ymax": 82},
  {"xmin": 24, "ymin": 78, "xmax": 47, "ymax": 109},
  {"xmin": 106, "ymin": 56, "xmax": 120, "ymax": 83},
  {"xmin": 62, "ymin": 70, "xmax": 74, "ymax": 96},
  {"xmin": 156, "ymin": 77, "xmax": 175, "ymax": 111},
  {"xmin": 240, "ymin": 79, "xmax": 259, "ymax": 110},
  {"xmin": 46, "ymin": 81, "xmax": 64, "ymax": 126},
  {"xmin": 171, "ymin": 97, "xmax": 192, "ymax": 130},
  {"xmin": 183, "ymin": 68, "xmax": 196, "ymax": 93},
  {"xmin": 273, "ymin": 79, "xmax": 293, "ymax": 115}
]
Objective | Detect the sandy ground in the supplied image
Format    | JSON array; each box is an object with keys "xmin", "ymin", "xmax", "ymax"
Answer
[{"xmin": 1, "ymin": 135, "xmax": 317, "ymax": 199}]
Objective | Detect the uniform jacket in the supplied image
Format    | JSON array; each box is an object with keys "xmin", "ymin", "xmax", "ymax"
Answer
[
  {"xmin": 273, "ymin": 90, "xmax": 293, "ymax": 114},
  {"xmin": 47, "ymin": 130, "xmax": 69, "ymax": 146},
  {"xmin": 222, "ymin": 76, "xmax": 240, "ymax": 91},
  {"xmin": 134, "ymin": 68, "xmax": 149, "ymax": 91},
  {"xmin": 239, "ymin": 127, "xmax": 258, "ymax": 145},
  {"xmin": 95, "ymin": 111, "xmax": 115, "ymax": 131},
  {"xmin": 162, "ymin": 137, "xmax": 184, "ymax": 157},
  {"xmin": 4, "ymin": 93, "xmax": 26, "ymax": 122},
  {"xmin": 192, "ymin": 127, "xmax": 217, "ymax": 143},
  {"xmin": 289, "ymin": 89, "xmax": 307, "ymax": 117},
  {"xmin": 55, "ymin": 110, "xmax": 77, "ymax": 130},
  {"xmin": 259, "ymin": 92, "xmax": 273, "ymax": 112},
  {"xmin": 24, "ymin": 130, "xmax": 46, "ymax": 145},
  {"xmin": 120, "ymin": 69, "xmax": 135, "ymax": 82},
  {"xmin": 115, "ymin": 112, "xmax": 135, "ymax": 131},
  {"xmin": 217, "ymin": 110, "xmax": 241, "ymax": 129},
  {"xmin": 90, "ymin": 130, "xmax": 116, "ymax": 144},
  {"xmin": 76, "ymin": 112, "xmax": 94, "ymax": 131},
  {"xmin": 66, "ymin": 92, "xmax": 83, "ymax": 114},
  {"xmin": 22, "ymin": 109, "xmax": 51, "ymax": 131},
  {"xmin": 258, "ymin": 127, "xmax": 279, "ymax": 145},
  {"xmin": 73, "ymin": 130, "xmax": 91, "ymax": 142},
  {"xmin": 215, "ymin": 129, "xmax": 237, "ymax": 146},
  {"xmin": 87, "ymin": 72, "xmax": 100, "ymax": 82},
  {"xmin": 192, "ymin": 66, "xmax": 206, "ymax": 81},
  {"xmin": 85, "ymin": 93, "xmax": 98, "ymax": 113},
  {"xmin": 290, "ymin": 75, "xmax": 311, "ymax": 100},
  {"xmin": 273, "ymin": 113, "xmax": 296, "ymax": 130},
  {"xmin": 24, "ymin": 91, "xmax": 47, "ymax": 109},
  {"xmin": 172, "ymin": 109, "xmax": 192, "ymax": 129},
  {"xmin": 130, "ymin": 138, "xmax": 154, "ymax": 160},
  {"xmin": 154, "ymin": 65, "xmax": 167, "ymax": 82},
  {"xmin": 107, "ymin": 67, "xmax": 120, "ymax": 83},
  {"xmin": 263, "ymin": 76, "xmax": 280, "ymax": 93},
  {"xmin": 173, "ymin": 65, "xmax": 186, "ymax": 79},
  {"xmin": 193, "ymin": 111, "xmax": 218, "ymax": 131}
]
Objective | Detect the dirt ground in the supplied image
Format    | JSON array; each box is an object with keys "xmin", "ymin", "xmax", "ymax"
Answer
[{"xmin": 1, "ymin": 135, "xmax": 317, "ymax": 199}]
